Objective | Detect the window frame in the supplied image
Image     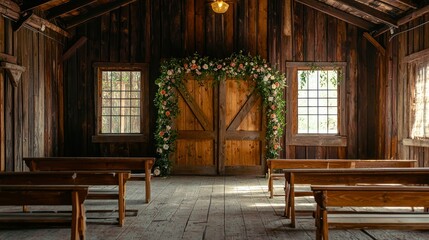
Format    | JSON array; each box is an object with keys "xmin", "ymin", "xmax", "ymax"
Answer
[
  {"xmin": 285, "ymin": 62, "xmax": 347, "ymax": 147},
  {"xmin": 403, "ymin": 50, "xmax": 429, "ymax": 142},
  {"xmin": 92, "ymin": 62, "xmax": 149, "ymax": 143}
]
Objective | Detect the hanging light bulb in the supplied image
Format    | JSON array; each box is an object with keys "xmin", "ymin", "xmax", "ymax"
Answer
[{"xmin": 211, "ymin": 0, "xmax": 229, "ymax": 14}]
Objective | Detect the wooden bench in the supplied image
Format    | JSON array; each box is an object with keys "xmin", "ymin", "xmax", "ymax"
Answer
[
  {"xmin": 23, "ymin": 157, "xmax": 154, "ymax": 203},
  {"xmin": 284, "ymin": 167, "xmax": 428, "ymax": 227},
  {"xmin": 0, "ymin": 171, "xmax": 130, "ymax": 226},
  {"xmin": 267, "ymin": 159, "xmax": 417, "ymax": 198},
  {"xmin": 0, "ymin": 185, "xmax": 88, "ymax": 240},
  {"xmin": 311, "ymin": 185, "xmax": 429, "ymax": 240},
  {"xmin": 267, "ymin": 159, "xmax": 355, "ymax": 198}
]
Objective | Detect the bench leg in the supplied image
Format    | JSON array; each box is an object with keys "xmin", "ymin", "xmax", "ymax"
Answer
[
  {"xmin": 119, "ymin": 173, "xmax": 126, "ymax": 227},
  {"xmin": 71, "ymin": 191, "xmax": 80, "ymax": 240},
  {"xmin": 79, "ymin": 204, "xmax": 86, "ymax": 240},
  {"xmin": 268, "ymin": 169, "xmax": 273, "ymax": 198},
  {"xmin": 321, "ymin": 209, "xmax": 328, "ymax": 240},
  {"xmin": 145, "ymin": 161, "xmax": 151, "ymax": 203},
  {"xmin": 284, "ymin": 183, "xmax": 290, "ymax": 218},
  {"xmin": 290, "ymin": 183, "xmax": 296, "ymax": 228},
  {"xmin": 315, "ymin": 206, "xmax": 321, "ymax": 240}
]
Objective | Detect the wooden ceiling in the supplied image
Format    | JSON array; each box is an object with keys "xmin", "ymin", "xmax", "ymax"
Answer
[{"xmin": 10, "ymin": 0, "xmax": 429, "ymax": 33}]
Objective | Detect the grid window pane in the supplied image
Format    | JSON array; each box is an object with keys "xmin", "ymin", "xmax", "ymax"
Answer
[
  {"xmin": 298, "ymin": 116, "xmax": 308, "ymax": 133},
  {"xmin": 297, "ymin": 68, "xmax": 339, "ymax": 134},
  {"xmin": 100, "ymin": 69, "xmax": 142, "ymax": 134}
]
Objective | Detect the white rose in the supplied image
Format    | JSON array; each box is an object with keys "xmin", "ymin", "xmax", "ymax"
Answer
[
  {"xmin": 167, "ymin": 70, "xmax": 173, "ymax": 76},
  {"xmin": 268, "ymin": 97, "xmax": 273, "ymax": 102},
  {"xmin": 203, "ymin": 64, "xmax": 208, "ymax": 70},
  {"xmin": 272, "ymin": 84, "xmax": 277, "ymax": 89},
  {"xmin": 166, "ymin": 125, "xmax": 171, "ymax": 130},
  {"xmin": 163, "ymin": 144, "xmax": 169, "ymax": 150}
]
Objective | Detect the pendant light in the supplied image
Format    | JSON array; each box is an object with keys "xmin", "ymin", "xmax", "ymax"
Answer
[{"xmin": 211, "ymin": 0, "xmax": 229, "ymax": 14}]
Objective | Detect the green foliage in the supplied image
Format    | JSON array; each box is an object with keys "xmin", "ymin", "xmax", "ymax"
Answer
[
  {"xmin": 154, "ymin": 52, "xmax": 287, "ymax": 176},
  {"xmin": 299, "ymin": 64, "xmax": 342, "ymax": 89}
]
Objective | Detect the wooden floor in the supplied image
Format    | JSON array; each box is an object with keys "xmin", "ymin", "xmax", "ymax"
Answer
[{"xmin": 1, "ymin": 176, "xmax": 429, "ymax": 239}]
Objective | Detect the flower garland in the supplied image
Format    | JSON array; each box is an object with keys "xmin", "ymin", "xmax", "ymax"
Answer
[{"xmin": 154, "ymin": 52, "xmax": 286, "ymax": 176}]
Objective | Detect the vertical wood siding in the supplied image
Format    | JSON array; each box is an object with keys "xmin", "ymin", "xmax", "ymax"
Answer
[
  {"xmin": 395, "ymin": 12, "xmax": 429, "ymax": 166},
  {"xmin": 3, "ymin": 0, "xmax": 420, "ymax": 171},
  {"xmin": 0, "ymin": 16, "xmax": 64, "ymax": 171},
  {"xmin": 61, "ymin": 0, "xmax": 383, "ymax": 162}
]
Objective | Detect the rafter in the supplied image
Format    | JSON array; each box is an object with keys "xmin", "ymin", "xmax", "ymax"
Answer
[
  {"xmin": 295, "ymin": 0, "xmax": 375, "ymax": 30},
  {"xmin": 363, "ymin": 32, "xmax": 385, "ymax": 56},
  {"xmin": 61, "ymin": 36, "xmax": 87, "ymax": 62},
  {"xmin": 47, "ymin": 0, "xmax": 97, "ymax": 20},
  {"xmin": 65, "ymin": 0, "xmax": 137, "ymax": 29},
  {"xmin": 396, "ymin": 0, "xmax": 418, "ymax": 9},
  {"xmin": 335, "ymin": 0, "xmax": 397, "ymax": 27},
  {"xmin": 13, "ymin": 11, "xmax": 33, "ymax": 32},
  {"xmin": 398, "ymin": 4, "xmax": 429, "ymax": 26},
  {"xmin": 20, "ymin": 0, "xmax": 54, "ymax": 12}
]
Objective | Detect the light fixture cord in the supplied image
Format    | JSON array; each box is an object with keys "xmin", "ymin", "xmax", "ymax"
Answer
[{"xmin": 389, "ymin": 19, "xmax": 429, "ymax": 42}]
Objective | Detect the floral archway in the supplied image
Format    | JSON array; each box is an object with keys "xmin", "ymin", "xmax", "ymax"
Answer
[{"xmin": 154, "ymin": 52, "xmax": 286, "ymax": 176}]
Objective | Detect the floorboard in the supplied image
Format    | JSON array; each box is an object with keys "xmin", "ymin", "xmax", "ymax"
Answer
[{"xmin": 0, "ymin": 176, "xmax": 429, "ymax": 239}]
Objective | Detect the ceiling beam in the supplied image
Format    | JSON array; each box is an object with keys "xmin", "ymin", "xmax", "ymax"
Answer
[
  {"xmin": 363, "ymin": 32, "xmax": 385, "ymax": 56},
  {"xmin": 295, "ymin": 0, "xmax": 375, "ymax": 30},
  {"xmin": 47, "ymin": 0, "xmax": 97, "ymax": 20},
  {"xmin": 0, "ymin": 1, "xmax": 69, "ymax": 37},
  {"xmin": 397, "ymin": 0, "xmax": 418, "ymax": 9},
  {"xmin": 65, "ymin": 0, "xmax": 137, "ymax": 29},
  {"xmin": 398, "ymin": 4, "xmax": 429, "ymax": 26},
  {"xmin": 335, "ymin": 0, "xmax": 397, "ymax": 28},
  {"xmin": 13, "ymin": 10, "xmax": 33, "ymax": 32},
  {"xmin": 20, "ymin": 0, "xmax": 54, "ymax": 12}
]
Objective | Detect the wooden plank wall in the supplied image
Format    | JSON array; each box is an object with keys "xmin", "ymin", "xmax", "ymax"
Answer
[
  {"xmin": 2, "ymin": 0, "xmax": 425, "ymax": 172},
  {"xmin": 395, "ymin": 12, "xmax": 429, "ymax": 167},
  {"xmin": 61, "ymin": 0, "xmax": 380, "ymax": 163},
  {"xmin": 62, "ymin": 0, "xmax": 271, "ymax": 157},
  {"xmin": 281, "ymin": 1, "xmax": 374, "ymax": 160},
  {"xmin": 0, "ymin": 16, "xmax": 64, "ymax": 171}
]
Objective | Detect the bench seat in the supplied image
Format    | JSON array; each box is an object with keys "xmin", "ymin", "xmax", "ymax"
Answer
[
  {"xmin": 284, "ymin": 167, "xmax": 429, "ymax": 228},
  {"xmin": 23, "ymin": 157, "xmax": 154, "ymax": 203},
  {"xmin": 312, "ymin": 185, "xmax": 429, "ymax": 240},
  {"xmin": 0, "ymin": 171, "xmax": 130, "ymax": 226},
  {"xmin": 0, "ymin": 185, "xmax": 88, "ymax": 240}
]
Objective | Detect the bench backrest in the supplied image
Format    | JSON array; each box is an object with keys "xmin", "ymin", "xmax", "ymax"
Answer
[
  {"xmin": 268, "ymin": 159, "xmax": 417, "ymax": 170},
  {"xmin": 0, "ymin": 171, "xmax": 130, "ymax": 185},
  {"xmin": 286, "ymin": 168, "xmax": 429, "ymax": 185},
  {"xmin": 0, "ymin": 185, "xmax": 88, "ymax": 205},
  {"xmin": 268, "ymin": 159, "xmax": 354, "ymax": 169},
  {"xmin": 23, "ymin": 157, "xmax": 155, "ymax": 171},
  {"xmin": 353, "ymin": 160, "xmax": 417, "ymax": 168},
  {"xmin": 312, "ymin": 185, "xmax": 429, "ymax": 208}
]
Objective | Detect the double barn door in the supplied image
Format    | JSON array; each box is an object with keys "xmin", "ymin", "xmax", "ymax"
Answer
[{"xmin": 172, "ymin": 77, "xmax": 266, "ymax": 175}]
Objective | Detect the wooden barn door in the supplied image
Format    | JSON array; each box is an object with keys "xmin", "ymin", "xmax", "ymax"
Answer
[
  {"xmin": 221, "ymin": 79, "xmax": 264, "ymax": 175},
  {"xmin": 173, "ymin": 77, "xmax": 218, "ymax": 175},
  {"xmin": 172, "ymin": 77, "xmax": 265, "ymax": 175}
]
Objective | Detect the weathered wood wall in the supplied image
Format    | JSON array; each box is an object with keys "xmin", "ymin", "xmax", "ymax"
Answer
[
  {"xmin": 281, "ymin": 2, "xmax": 379, "ymax": 160},
  {"xmin": 394, "ymin": 12, "xmax": 429, "ymax": 167},
  {"xmin": 4, "ymin": 0, "xmax": 422, "ymax": 173},
  {"xmin": 61, "ymin": 0, "xmax": 384, "ymax": 164},
  {"xmin": 0, "ymin": 16, "xmax": 64, "ymax": 171}
]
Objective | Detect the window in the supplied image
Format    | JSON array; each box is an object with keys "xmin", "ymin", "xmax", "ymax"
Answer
[
  {"xmin": 286, "ymin": 62, "xmax": 347, "ymax": 146},
  {"xmin": 410, "ymin": 56, "xmax": 429, "ymax": 139},
  {"xmin": 93, "ymin": 63, "xmax": 149, "ymax": 142}
]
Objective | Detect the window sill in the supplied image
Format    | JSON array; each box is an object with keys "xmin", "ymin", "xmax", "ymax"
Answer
[
  {"xmin": 402, "ymin": 138, "xmax": 429, "ymax": 148},
  {"xmin": 92, "ymin": 134, "xmax": 148, "ymax": 143},
  {"xmin": 286, "ymin": 134, "xmax": 347, "ymax": 147}
]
